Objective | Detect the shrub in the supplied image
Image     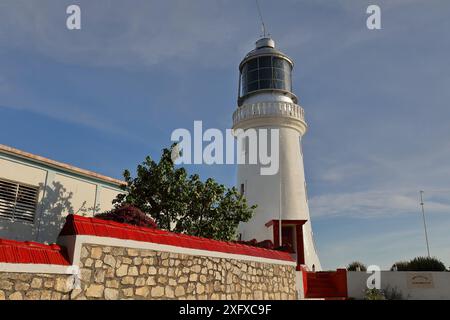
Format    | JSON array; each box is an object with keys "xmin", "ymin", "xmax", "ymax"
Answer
[
  {"xmin": 390, "ymin": 257, "xmax": 447, "ymax": 271},
  {"xmin": 275, "ymin": 243, "xmax": 295, "ymax": 253},
  {"xmin": 364, "ymin": 287, "xmax": 404, "ymax": 300},
  {"xmin": 383, "ymin": 285, "xmax": 404, "ymax": 300},
  {"xmin": 364, "ymin": 288, "xmax": 385, "ymax": 300},
  {"xmin": 95, "ymin": 205, "xmax": 157, "ymax": 229},
  {"xmin": 390, "ymin": 261, "xmax": 409, "ymax": 271},
  {"xmin": 347, "ymin": 261, "xmax": 367, "ymax": 271},
  {"xmin": 234, "ymin": 239, "xmax": 274, "ymax": 250},
  {"xmin": 407, "ymin": 256, "xmax": 446, "ymax": 271}
]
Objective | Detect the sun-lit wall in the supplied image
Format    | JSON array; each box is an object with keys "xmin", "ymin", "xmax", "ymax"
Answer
[{"xmin": 0, "ymin": 146, "xmax": 124, "ymax": 243}]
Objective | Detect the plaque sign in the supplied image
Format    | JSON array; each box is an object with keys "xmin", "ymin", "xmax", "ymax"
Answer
[{"xmin": 407, "ymin": 273, "xmax": 434, "ymax": 289}]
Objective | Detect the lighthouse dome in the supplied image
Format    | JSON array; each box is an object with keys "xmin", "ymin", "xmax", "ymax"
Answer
[{"xmin": 238, "ymin": 38, "xmax": 297, "ymax": 106}]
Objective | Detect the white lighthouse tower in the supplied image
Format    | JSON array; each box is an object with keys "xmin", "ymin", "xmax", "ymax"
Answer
[{"xmin": 233, "ymin": 37, "xmax": 321, "ymax": 271}]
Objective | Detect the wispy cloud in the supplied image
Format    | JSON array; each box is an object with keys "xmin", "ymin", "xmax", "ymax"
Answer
[
  {"xmin": 310, "ymin": 189, "xmax": 450, "ymax": 219},
  {"xmin": 0, "ymin": 0, "xmax": 252, "ymax": 69},
  {"xmin": 0, "ymin": 102, "xmax": 144, "ymax": 143}
]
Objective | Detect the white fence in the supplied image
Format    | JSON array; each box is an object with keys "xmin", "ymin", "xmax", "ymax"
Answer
[{"xmin": 347, "ymin": 271, "xmax": 450, "ymax": 300}]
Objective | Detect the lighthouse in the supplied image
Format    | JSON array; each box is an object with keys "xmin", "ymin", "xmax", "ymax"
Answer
[{"xmin": 232, "ymin": 37, "xmax": 321, "ymax": 271}]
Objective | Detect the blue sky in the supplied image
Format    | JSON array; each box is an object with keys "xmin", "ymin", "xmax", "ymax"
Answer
[{"xmin": 1, "ymin": 0, "xmax": 449, "ymax": 270}]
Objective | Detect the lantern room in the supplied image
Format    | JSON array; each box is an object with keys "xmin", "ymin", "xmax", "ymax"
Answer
[{"xmin": 238, "ymin": 38, "xmax": 298, "ymax": 106}]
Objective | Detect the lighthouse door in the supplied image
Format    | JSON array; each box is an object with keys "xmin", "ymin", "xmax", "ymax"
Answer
[
  {"xmin": 282, "ymin": 226, "xmax": 295, "ymax": 253},
  {"xmin": 266, "ymin": 219, "xmax": 307, "ymax": 268}
]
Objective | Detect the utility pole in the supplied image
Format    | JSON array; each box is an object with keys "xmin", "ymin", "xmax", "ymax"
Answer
[
  {"xmin": 279, "ymin": 167, "xmax": 282, "ymax": 247},
  {"xmin": 419, "ymin": 190, "xmax": 431, "ymax": 257}
]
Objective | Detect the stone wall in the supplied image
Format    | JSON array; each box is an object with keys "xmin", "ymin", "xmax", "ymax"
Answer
[
  {"xmin": 0, "ymin": 244, "xmax": 297, "ymax": 300},
  {"xmin": 0, "ymin": 215, "xmax": 299, "ymax": 300},
  {"xmin": 71, "ymin": 244, "xmax": 297, "ymax": 300},
  {"xmin": 0, "ymin": 273, "xmax": 72, "ymax": 300}
]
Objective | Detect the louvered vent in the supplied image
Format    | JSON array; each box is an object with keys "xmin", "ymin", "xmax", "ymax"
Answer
[{"xmin": 0, "ymin": 178, "xmax": 38, "ymax": 223}]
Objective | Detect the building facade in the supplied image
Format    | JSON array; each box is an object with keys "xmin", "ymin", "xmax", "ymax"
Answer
[
  {"xmin": 0, "ymin": 144, "xmax": 124, "ymax": 243},
  {"xmin": 233, "ymin": 38, "xmax": 321, "ymax": 271}
]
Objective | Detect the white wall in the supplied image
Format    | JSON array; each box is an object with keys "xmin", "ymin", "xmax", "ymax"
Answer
[
  {"xmin": 97, "ymin": 186, "xmax": 122, "ymax": 213},
  {"xmin": 53, "ymin": 174, "xmax": 97, "ymax": 215},
  {"xmin": 0, "ymin": 155, "xmax": 122, "ymax": 243},
  {"xmin": 296, "ymin": 271, "xmax": 305, "ymax": 299},
  {"xmin": 36, "ymin": 173, "xmax": 100, "ymax": 242},
  {"xmin": 0, "ymin": 158, "xmax": 48, "ymax": 186},
  {"xmin": 347, "ymin": 271, "xmax": 450, "ymax": 300}
]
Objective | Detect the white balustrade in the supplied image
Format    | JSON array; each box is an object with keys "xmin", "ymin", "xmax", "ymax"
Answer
[{"xmin": 233, "ymin": 102, "xmax": 305, "ymax": 126}]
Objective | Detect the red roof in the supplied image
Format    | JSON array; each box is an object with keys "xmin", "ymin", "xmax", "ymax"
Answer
[
  {"xmin": 60, "ymin": 215, "xmax": 294, "ymax": 262},
  {"xmin": 0, "ymin": 239, "xmax": 70, "ymax": 265}
]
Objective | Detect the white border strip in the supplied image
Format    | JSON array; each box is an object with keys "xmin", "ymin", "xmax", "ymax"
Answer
[
  {"xmin": 0, "ymin": 263, "xmax": 74, "ymax": 274},
  {"xmin": 67, "ymin": 235, "xmax": 296, "ymax": 267},
  {"xmin": 0, "ymin": 235, "xmax": 295, "ymax": 275}
]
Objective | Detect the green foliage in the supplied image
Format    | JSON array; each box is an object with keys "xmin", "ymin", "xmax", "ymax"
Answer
[
  {"xmin": 383, "ymin": 286, "xmax": 403, "ymax": 300},
  {"xmin": 364, "ymin": 288, "xmax": 385, "ymax": 300},
  {"xmin": 114, "ymin": 144, "xmax": 256, "ymax": 241},
  {"xmin": 390, "ymin": 257, "xmax": 447, "ymax": 271},
  {"xmin": 347, "ymin": 261, "xmax": 367, "ymax": 271},
  {"xmin": 364, "ymin": 287, "xmax": 404, "ymax": 300},
  {"xmin": 390, "ymin": 261, "xmax": 409, "ymax": 271},
  {"xmin": 407, "ymin": 256, "xmax": 447, "ymax": 271}
]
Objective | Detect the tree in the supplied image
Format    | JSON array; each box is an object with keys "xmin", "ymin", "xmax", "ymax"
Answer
[
  {"xmin": 406, "ymin": 257, "xmax": 447, "ymax": 272},
  {"xmin": 390, "ymin": 261, "xmax": 409, "ymax": 271},
  {"xmin": 114, "ymin": 144, "xmax": 256, "ymax": 241},
  {"xmin": 346, "ymin": 261, "xmax": 367, "ymax": 271}
]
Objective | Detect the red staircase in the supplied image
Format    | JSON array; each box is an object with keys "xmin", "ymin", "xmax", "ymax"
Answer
[{"xmin": 303, "ymin": 269, "xmax": 348, "ymax": 299}]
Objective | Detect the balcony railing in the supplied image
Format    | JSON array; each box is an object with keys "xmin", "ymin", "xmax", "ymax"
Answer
[{"xmin": 233, "ymin": 102, "xmax": 305, "ymax": 126}]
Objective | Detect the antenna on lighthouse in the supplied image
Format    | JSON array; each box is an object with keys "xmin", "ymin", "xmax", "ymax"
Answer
[{"xmin": 255, "ymin": 0, "xmax": 268, "ymax": 37}]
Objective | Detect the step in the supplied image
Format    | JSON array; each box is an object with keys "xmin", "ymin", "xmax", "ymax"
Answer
[
  {"xmin": 305, "ymin": 295, "xmax": 347, "ymax": 300},
  {"xmin": 307, "ymin": 287, "xmax": 342, "ymax": 292},
  {"xmin": 306, "ymin": 293, "xmax": 346, "ymax": 299},
  {"xmin": 308, "ymin": 281, "xmax": 336, "ymax": 288},
  {"xmin": 312, "ymin": 278, "xmax": 334, "ymax": 282},
  {"xmin": 308, "ymin": 288, "xmax": 339, "ymax": 294},
  {"xmin": 307, "ymin": 276, "xmax": 335, "ymax": 281},
  {"xmin": 309, "ymin": 278, "xmax": 335, "ymax": 283},
  {"xmin": 313, "ymin": 274, "xmax": 336, "ymax": 279},
  {"xmin": 304, "ymin": 270, "xmax": 347, "ymax": 300}
]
